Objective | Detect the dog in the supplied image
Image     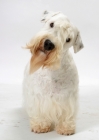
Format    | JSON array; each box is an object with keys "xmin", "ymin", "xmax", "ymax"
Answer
[{"xmin": 23, "ymin": 11, "xmax": 84, "ymax": 135}]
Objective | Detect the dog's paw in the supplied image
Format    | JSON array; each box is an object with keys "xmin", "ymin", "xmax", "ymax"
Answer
[
  {"xmin": 31, "ymin": 125, "xmax": 51, "ymax": 133},
  {"xmin": 56, "ymin": 126, "xmax": 75, "ymax": 135},
  {"xmin": 30, "ymin": 120, "xmax": 51, "ymax": 133}
]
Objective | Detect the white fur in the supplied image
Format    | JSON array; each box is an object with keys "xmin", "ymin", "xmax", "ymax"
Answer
[{"xmin": 23, "ymin": 11, "xmax": 84, "ymax": 135}]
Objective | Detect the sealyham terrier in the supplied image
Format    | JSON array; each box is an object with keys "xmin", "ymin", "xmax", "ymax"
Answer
[{"xmin": 23, "ymin": 11, "xmax": 84, "ymax": 135}]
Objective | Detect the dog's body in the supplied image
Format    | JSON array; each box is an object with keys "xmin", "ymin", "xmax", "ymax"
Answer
[{"xmin": 23, "ymin": 11, "xmax": 84, "ymax": 135}]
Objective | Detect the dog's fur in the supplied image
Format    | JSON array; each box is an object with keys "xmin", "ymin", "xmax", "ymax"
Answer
[{"xmin": 23, "ymin": 11, "xmax": 84, "ymax": 135}]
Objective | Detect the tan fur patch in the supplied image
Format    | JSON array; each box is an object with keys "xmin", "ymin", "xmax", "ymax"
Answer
[
  {"xmin": 29, "ymin": 50, "xmax": 46, "ymax": 74},
  {"xmin": 24, "ymin": 32, "xmax": 62, "ymax": 74}
]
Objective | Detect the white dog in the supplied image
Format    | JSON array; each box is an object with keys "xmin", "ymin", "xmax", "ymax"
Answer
[{"xmin": 23, "ymin": 11, "xmax": 84, "ymax": 135}]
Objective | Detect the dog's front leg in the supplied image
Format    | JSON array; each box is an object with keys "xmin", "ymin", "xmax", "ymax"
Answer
[{"xmin": 55, "ymin": 94, "xmax": 78, "ymax": 135}]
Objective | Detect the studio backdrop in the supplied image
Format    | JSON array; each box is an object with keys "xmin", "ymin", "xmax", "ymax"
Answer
[{"xmin": 0, "ymin": 0, "xmax": 99, "ymax": 86}]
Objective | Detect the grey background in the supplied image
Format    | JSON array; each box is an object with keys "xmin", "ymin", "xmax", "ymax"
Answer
[{"xmin": 0, "ymin": 0, "xmax": 99, "ymax": 85}]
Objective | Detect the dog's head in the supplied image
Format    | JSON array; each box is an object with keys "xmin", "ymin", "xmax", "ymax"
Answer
[{"xmin": 25, "ymin": 11, "xmax": 84, "ymax": 73}]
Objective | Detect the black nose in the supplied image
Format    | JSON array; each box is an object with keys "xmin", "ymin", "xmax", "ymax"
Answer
[{"xmin": 44, "ymin": 39, "xmax": 55, "ymax": 51}]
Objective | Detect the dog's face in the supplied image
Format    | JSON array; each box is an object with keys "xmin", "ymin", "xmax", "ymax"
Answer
[{"xmin": 25, "ymin": 11, "xmax": 84, "ymax": 73}]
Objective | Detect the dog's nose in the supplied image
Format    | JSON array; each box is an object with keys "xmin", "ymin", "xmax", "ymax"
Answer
[{"xmin": 44, "ymin": 39, "xmax": 55, "ymax": 51}]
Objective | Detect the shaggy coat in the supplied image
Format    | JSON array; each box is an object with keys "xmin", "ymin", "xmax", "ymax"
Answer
[{"xmin": 23, "ymin": 11, "xmax": 84, "ymax": 135}]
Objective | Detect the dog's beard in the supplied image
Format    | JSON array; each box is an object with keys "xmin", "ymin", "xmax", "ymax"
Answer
[
  {"xmin": 29, "ymin": 46, "xmax": 56, "ymax": 74},
  {"xmin": 29, "ymin": 50, "xmax": 46, "ymax": 74},
  {"xmin": 25, "ymin": 33, "xmax": 62, "ymax": 74}
]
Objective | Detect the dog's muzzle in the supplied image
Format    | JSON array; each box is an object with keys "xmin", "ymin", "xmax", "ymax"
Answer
[{"xmin": 44, "ymin": 39, "xmax": 55, "ymax": 51}]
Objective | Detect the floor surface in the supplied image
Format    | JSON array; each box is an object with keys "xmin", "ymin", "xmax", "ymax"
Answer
[{"xmin": 0, "ymin": 84, "xmax": 99, "ymax": 140}]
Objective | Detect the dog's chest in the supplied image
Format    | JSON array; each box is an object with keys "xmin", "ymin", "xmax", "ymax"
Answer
[{"xmin": 27, "ymin": 66, "xmax": 75, "ymax": 95}]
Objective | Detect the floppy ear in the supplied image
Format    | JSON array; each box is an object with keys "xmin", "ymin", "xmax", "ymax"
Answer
[
  {"xmin": 73, "ymin": 32, "xmax": 84, "ymax": 53},
  {"xmin": 41, "ymin": 10, "xmax": 61, "ymax": 22},
  {"xmin": 41, "ymin": 10, "xmax": 49, "ymax": 22}
]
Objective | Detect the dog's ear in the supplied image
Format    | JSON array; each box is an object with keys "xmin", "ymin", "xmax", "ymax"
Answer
[
  {"xmin": 73, "ymin": 31, "xmax": 84, "ymax": 53},
  {"xmin": 41, "ymin": 10, "xmax": 61, "ymax": 22},
  {"xmin": 41, "ymin": 10, "xmax": 49, "ymax": 22}
]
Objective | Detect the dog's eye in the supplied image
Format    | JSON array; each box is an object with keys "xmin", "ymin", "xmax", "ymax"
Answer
[
  {"xmin": 66, "ymin": 38, "xmax": 71, "ymax": 42},
  {"xmin": 50, "ymin": 23, "xmax": 54, "ymax": 28}
]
